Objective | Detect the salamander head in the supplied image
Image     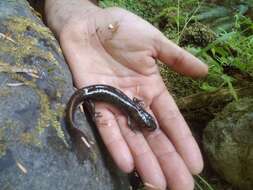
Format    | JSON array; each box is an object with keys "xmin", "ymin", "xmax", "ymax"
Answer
[{"xmin": 137, "ymin": 110, "xmax": 157, "ymax": 131}]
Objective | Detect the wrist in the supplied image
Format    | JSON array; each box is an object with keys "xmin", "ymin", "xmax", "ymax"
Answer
[{"xmin": 45, "ymin": 0, "xmax": 100, "ymax": 37}]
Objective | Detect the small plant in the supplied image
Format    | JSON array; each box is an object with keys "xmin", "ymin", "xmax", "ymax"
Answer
[{"xmin": 195, "ymin": 175, "xmax": 215, "ymax": 190}]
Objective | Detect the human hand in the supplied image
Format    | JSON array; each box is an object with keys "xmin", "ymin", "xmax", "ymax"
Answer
[{"xmin": 45, "ymin": 1, "xmax": 208, "ymax": 189}]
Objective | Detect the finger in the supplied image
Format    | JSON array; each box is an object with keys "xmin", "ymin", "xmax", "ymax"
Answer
[
  {"xmin": 155, "ymin": 34, "xmax": 208, "ymax": 78},
  {"xmin": 151, "ymin": 90, "xmax": 204, "ymax": 175},
  {"xmin": 143, "ymin": 128, "xmax": 194, "ymax": 190},
  {"xmin": 142, "ymin": 108, "xmax": 194, "ymax": 189},
  {"xmin": 116, "ymin": 114, "xmax": 167, "ymax": 189},
  {"xmin": 94, "ymin": 103, "xmax": 134, "ymax": 173}
]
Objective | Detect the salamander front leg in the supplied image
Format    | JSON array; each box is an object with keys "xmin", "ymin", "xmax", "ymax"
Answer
[{"xmin": 133, "ymin": 97, "xmax": 145, "ymax": 108}]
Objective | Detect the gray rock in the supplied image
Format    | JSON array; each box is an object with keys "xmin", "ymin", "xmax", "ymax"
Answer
[
  {"xmin": 0, "ymin": 0, "xmax": 129, "ymax": 189},
  {"xmin": 203, "ymin": 98, "xmax": 253, "ymax": 190}
]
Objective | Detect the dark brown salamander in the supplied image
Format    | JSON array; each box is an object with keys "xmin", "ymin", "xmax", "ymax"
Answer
[{"xmin": 66, "ymin": 84, "xmax": 157, "ymax": 137}]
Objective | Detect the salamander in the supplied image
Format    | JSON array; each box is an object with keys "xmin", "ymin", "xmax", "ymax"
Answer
[{"xmin": 66, "ymin": 84, "xmax": 157, "ymax": 136}]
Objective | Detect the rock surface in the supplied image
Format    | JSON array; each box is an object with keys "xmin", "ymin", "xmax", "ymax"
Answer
[
  {"xmin": 203, "ymin": 98, "xmax": 253, "ymax": 190},
  {"xmin": 0, "ymin": 0, "xmax": 129, "ymax": 189}
]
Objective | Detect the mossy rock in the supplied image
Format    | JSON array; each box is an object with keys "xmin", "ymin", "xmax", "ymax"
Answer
[
  {"xmin": 0, "ymin": 0, "xmax": 129, "ymax": 189},
  {"xmin": 203, "ymin": 98, "xmax": 253, "ymax": 190},
  {"xmin": 179, "ymin": 22, "xmax": 216, "ymax": 47}
]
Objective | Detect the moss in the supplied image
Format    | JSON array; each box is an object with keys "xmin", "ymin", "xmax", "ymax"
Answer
[
  {"xmin": 8, "ymin": 74, "xmax": 67, "ymax": 147},
  {"xmin": 2, "ymin": 119, "xmax": 19, "ymax": 133},
  {"xmin": 19, "ymin": 132, "xmax": 40, "ymax": 145},
  {"xmin": 89, "ymin": 149, "xmax": 98, "ymax": 164},
  {"xmin": 0, "ymin": 16, "xmax": 68, "ymax": 147},
  {"xmin": 51, "ymin": 103, "xmax": 68, "ymax": 146},
  {"xmin": 158, "ymin": 62, "xmax": 202, "ymax": 98},
  {"xmin": 0, "ymin": 60, "xmax": 39, "ymax": 77},
  {"xmin": 0, "ymin": 143, "xmax": 6, "ymax": 158},
  {"xmin": 0, "ymin": 120, "xmax": 18, "ymax": 158},
  {"xmin": 0, "ymin": 128, "xmax": 6, "ymax": 158},
  {"xmin": 35, "ymin": 86, "xmax": 51, "ymax": 136},
  {"xmin": 35, "ymin": 91, "xmax": 67, "ymax": 146},
  {"xmin": 0, "ymin": 17, "xmax": 60, "ymax": 69},
  {"xmin": 0, "ymin": 87, "xmax": 11, "ymax": 97},
  {"xmin": 7, "ymin": 17, "xmax": 55, "ymax": 45}
]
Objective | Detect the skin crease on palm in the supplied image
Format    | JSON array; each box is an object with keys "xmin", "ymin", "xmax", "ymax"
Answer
[{"xmin": 45, "ymin": 0, "xmax": 208, "ymax": 189}]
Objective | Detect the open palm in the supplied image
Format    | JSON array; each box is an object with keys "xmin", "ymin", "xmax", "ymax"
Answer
[{"xmin": 51, "ymin": 5, "xmax": 207, "ymax": 190}]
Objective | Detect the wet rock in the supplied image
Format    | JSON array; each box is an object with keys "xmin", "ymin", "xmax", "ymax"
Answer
[
  {"xmin": 0, "ymin": 0, "xmax": 129, "ymax": 189},
  {"xmin": 203, "ymin": 98, "xmax": 253, "ymax": 190}
]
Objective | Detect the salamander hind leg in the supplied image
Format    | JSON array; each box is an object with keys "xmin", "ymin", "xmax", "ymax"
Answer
[
  {"xmin": 127, "ymin": 116, "xmax": 139, "ymax": 133},
  {"xmin": 83, "ymin": 99, "xmax": 95, "ymax": 114},
  {"xmin": 83, "ymin": 100, "xmax": 103, "ymax": 124}
]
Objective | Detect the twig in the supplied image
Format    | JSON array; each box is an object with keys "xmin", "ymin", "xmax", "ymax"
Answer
[
  {"xmin": 6, "ymin": 82, "xmax": 24, "ymax": 87},
  {"xmin": 81, "ymin": 136, "xmax": 91, "ymax": 148},
  {"xmin": 0, "ymin": 32, "xmax": 16, "ymax": 44},
  {"xmin": 0, "ymin": 61, "xmax": 40, "ymax": 79},
  {"xmin": 144, "ymin": 182, "xmax": 161, "ymax": 190},
  {"xmin": 177, "ymin": 0, "xmax": 204, "ymax": 44},
  {"xmin": 16, "ymin": 161, "xmax": 28, "ymax": 174}
]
